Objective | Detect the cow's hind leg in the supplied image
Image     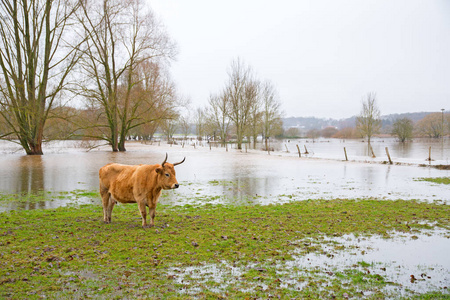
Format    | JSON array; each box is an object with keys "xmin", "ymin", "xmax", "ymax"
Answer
[
  {"xmin": 100, "ymin": 187, "xmax": 111, "ymax": 223},
  {"xmin": 106, "ymin": 197, "xmax": 116, "ymax": 223}
]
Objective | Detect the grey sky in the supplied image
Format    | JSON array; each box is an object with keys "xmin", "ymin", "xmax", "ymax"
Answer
[{"xmin": 150, "ymin": 0, "xmax": 450, "ymax": 119}]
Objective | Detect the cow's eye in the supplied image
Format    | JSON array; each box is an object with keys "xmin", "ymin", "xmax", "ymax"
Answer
[{"xmin": 165, "ymin": 173, "xmax": 170, "ymax": 177}]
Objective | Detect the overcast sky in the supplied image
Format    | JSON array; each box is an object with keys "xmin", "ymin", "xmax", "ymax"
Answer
[{"xmin": 150, "ymin": 0, "xmax": 450, "ymax": 119}]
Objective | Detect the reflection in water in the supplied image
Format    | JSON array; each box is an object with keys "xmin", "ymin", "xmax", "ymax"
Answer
[
  {"xmin": 385, "ymin": 165, "xmax": 391, "ymax": 185},
  {"xmin": 392, "ymin": 141, "xmax": 413, "ymax": 158},
  {"xmin": 18, "ymin": 156, "xmax": 45, "ymax": 193}
]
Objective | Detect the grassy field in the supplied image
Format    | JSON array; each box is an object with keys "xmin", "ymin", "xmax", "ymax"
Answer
[{"xmin": 0, "ymin": 190, "xmax": 449, "ymax": 299}]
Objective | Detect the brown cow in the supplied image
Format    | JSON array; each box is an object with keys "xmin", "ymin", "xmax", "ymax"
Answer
[{"xmin": 99, "ymin": 153, "xmax": 185, "ymax": 228}]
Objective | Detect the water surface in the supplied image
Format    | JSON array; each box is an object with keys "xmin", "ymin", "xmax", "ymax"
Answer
[{"xmin": 0, "ymin": 140, "xmax": 448, "ymax": 211}]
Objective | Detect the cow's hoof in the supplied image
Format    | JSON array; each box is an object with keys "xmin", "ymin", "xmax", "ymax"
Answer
[
  {"xmin": 103, "ymin": 220, "xmax": 111, "ymax": 224},
  {"xmin": 142, "ymin": 224, "xmax": 153, "ymax": 229}
]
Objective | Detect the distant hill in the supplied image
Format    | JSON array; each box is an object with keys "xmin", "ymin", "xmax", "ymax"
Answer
[
  {"xmin": 380, "ymin": 112, "xmax": 431, "ymax": 125},
  {"xmin": 283, "ymin": 112, "xmax": 434, "ymax": 130}
]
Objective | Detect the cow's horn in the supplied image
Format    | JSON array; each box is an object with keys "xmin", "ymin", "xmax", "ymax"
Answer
[
  {"xmin": 161, "ymin": 153, "xmax": 168, "ymax": 167},
  {"xmin": 173, "ymin": 157, "xmax": 186, "ymax": 166}
]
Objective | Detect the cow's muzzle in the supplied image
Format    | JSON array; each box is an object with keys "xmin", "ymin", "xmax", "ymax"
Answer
[{"xmin": 173, "ymin": 183, "xmax": 179, "ymax": 189}]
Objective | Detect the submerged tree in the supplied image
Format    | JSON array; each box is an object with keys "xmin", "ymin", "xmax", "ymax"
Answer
[
  {"xmin": 207, "ymin": 59, "xmax": 282, "ymax": 150},
  {"xmin": 392, "ymin": 117, "xmax": 413, "ymax": 142},
  {"xmin": 261, "ymin": 81, "xmax": 282, "ymax": 151},
  {"xmin": 415, "ymin": 113, "xmax": 445, "ymax": 138},
  {"xmin": 207, "ymin": 93, "xmax": 230, "ymax": 146},
  {"xmin": 356, "ymin": 92, "xmax": 381, "ymax": 146},
  {"xmin": 225, "ymin": 59, "xmax": 257, "ymax": 150},
  {"xmin": 0, "ymin": 0, "xmax": 80, "ymax": 155}
]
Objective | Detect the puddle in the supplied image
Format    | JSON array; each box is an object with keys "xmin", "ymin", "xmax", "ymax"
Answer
[
  {"xmin": 287, "ymin": 230, "xmax": 450, "ymax": 295},
  {"xmin": 165, "ymin": 231, "xmax": 449, "ymax": 297}
]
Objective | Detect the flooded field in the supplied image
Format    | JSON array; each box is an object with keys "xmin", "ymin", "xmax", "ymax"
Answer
[
  {"xmin": 0, "ymin": 139, "xmax": 449, "ymax": 211},
  {"xmin": 283, "ymin": 137, "xmax": 449, "ymax": 166}
]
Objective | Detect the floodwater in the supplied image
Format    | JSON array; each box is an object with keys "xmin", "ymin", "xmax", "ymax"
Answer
[
  {"xmin": 0, "ymin": 139, "xmax": 449, "ymax": 211},
  {"xmin": 283, "ymin": 137, "xmax": 450, "ymax": 165}
]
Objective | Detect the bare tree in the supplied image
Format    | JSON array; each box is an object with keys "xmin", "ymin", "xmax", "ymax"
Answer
[
  {"xmin": 246, "ymin": 80, "xmax": 262, "ymax": 149},
  {"xmin": 76, "ymin": 0, "xmax": 176, "ymax": 151},
  {"xmin": 178, "ymin": 114, "xmax": 191, "ymax": 142},
  {"xmin": 160, "ymin": 118, "xmax": 178, "ymax": 144},
  {"xmin": 356, "ymin": 92, "xmax": 381, "ymax": 146},
  {"xmin": 307, "ymin": 129, "xmax": 320, "ymax": 142},
  {"xmin": 194, "ymin": 107, "xmax": 207, "ymax": 141},
  {"xmin": 415, "ymin": 113, "xmax": 445, "ymax": 138},
  {"xmin": 127, "ymin": 62, "xmax": 179, "ymax": 140},
  {"xmin": 261, "ymin": 81, "xmax": 282, "ymax": 151},
  {"xmin": 0, "ymin": 0, "xmax": 80, "ymax": 155},
  {"xmin": 207, "ymin": 93, "xmax": 230, "ymax": 146},
  {"xmin": 392, "ymin": 117, "xmax": 413, "ymax": 142},
  {"xmin": 225, "ymin": 59, "xmax": 256, "ymax": 150}
]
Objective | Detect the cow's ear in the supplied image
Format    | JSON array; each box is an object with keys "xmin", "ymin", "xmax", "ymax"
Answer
[{"xmin": 155, "ymin": 167, "xmax": 163, "ymax": 174}]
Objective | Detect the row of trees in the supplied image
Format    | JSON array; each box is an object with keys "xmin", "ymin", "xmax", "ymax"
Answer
[
  {"xmin": 356, "ymin": 93, "xmax": 448, "ymax": 142},
  {"xmin": 194, "ymin": 59, "xmax": 283, "ymax": 150},
  {"xmin": 286, "ymin": 92, "xmax": 448, "ymax": 143},
  {"xmin": 0, "ymin": 0, "xmax": 178, "ymax": 154}
]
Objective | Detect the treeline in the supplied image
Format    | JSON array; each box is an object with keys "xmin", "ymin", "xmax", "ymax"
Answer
[
  {"xmin": 190, "ymin": 59, "xmax": 283, "ymax": 150},
  {"xmin": 36, "ymin": 59, "xmax": 285, "ymax": 150},
  {"xmin": 285, "ymin": 111, "xmax": 449, "ymax": 141},
  {"xmin": 0, "ymin": 1, "xmax": 284, "ymax": 155}
]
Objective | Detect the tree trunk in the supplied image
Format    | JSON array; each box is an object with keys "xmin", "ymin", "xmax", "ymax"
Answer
[
  {"xmin": 118, "ymin": 139, "xmax": 126, "ymax": 152},
  {"xmin": 111, "ymin": 125, "xmax": 119, "ymax": 152},
  {"xmin": 118, "ymin": 126, "xmax": 127, "ymax": 151},
  {"xmin": 28, "ymin": 141, "xmax": 43, "ymax": 155}
]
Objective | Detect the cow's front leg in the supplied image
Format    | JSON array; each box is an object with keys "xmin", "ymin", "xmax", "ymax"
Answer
[{"xmin": 138, "ymin": 201, "xmax": 150, "ymax": 228}]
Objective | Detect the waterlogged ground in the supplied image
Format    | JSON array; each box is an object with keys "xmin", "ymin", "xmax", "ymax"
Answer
[
  {"xmin": 0, "ymin": 199, "xmax": 449, "ymax": 298},
  {"xmin": 0, "ymin": 140, "xmax": 449, "ymax": 298}
]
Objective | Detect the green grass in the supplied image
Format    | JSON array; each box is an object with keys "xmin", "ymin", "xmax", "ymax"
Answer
[
  {"xmin": 0, "ymin": 190, "xmax": 100, "ymax": 204},
  {"xmin": 416, "ymin": 177, "xmax": 450, "ymax": 185},
  {"xmin": 0, "ymin": 195, "xmax": 449, "ymax": 299}
]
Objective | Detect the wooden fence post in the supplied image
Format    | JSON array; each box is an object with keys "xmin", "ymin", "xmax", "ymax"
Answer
[
  {"xmin": 370, "ymin": 144, "xmax": 376, "ymax": 158},
  {"xmin": 296, "ymin": 145, "xmax": 301, "ymax": 157},
  {"xmin": 285, "ymin": 144, "xmax": 290, "ymax": 153},
  {"xmin": 385, "ymin": 147, "xmax": 393, "ymax": 164},
  {"xmin": 304, "ymin": 145, "xmax": 309, "ymax": 154},
  {"xmin": 344, "ymin": 147, "xmax": 348, "ymax": 161}
]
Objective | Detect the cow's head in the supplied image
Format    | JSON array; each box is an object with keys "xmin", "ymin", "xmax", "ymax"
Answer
[{"xmin": 156, "ymin": 153, "xmax": 185, "ymax": 190}]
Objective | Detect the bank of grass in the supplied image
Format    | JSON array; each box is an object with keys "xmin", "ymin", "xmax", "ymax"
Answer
[
  {"xmin": 0, "ymin": 196, "xmax": 449, "ymax": 299},
  {"xmin": 416, "ymin": 177, "xmax": 450, "ymax": 185}
]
